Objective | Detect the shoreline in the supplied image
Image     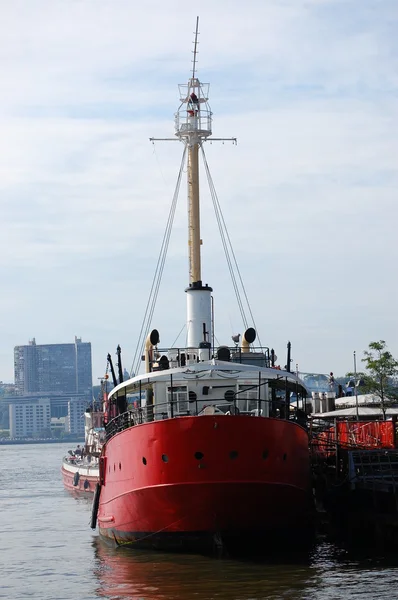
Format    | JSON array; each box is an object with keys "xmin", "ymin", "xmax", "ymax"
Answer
[{"xmin": 0, "ymin": 438, "xmax": 85, "ymax": 446}]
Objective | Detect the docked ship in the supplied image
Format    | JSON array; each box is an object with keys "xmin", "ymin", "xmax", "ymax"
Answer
[
  {"xmin": 62, "ymin": 397, "xmax": 105, "ymax": 493},
  {"xmin": 92, "ymin": 22, "xmax": 312, "ymax": 552}
]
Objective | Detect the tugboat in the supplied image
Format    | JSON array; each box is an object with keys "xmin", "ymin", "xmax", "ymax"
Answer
[{"xmin": 92, "ymin": 20, "xmax": 312, "ymax": 552}]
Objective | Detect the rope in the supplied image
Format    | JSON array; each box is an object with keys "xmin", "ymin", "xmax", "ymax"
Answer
[
  {"xmin": 130, "ymin": 146, "xmax": 187, "ymax": 376},
  {"xmin": 201, "ymin": 148, "xmax": 247, "ymax": 328},
  {"xmin": 112, "ymin": 515, "xmax": 191, "ymax": 548},
  {"xmin": 170, "ymin": 323, "xmax": 186, "ymax": 349},
  {"xmin": 200, "ymin": 146, "xmax": 262, "ymax": 347},
  {"xmin": 130, "ymin": 142, "xmax": 262, "ymax": 376},
  {"xmin": 152, "ymin": 143, "xmax": 169, "ymax": 188}
]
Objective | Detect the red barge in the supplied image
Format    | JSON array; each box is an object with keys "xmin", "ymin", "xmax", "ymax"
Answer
[{"xmin": 91, "ymin": 21, "xmax": 313, "ymax": 552}]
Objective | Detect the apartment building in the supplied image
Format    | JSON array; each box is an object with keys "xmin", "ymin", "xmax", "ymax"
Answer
[
  {"xmin": 9, "ymin": 397, "xmax": 51, "ymax": 438},
  {"xmin": 66, "ymin": 397, "xmax": 89, "ymax": 435}
]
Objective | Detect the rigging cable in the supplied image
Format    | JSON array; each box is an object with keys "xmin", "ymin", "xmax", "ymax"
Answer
[
  {"xmin": 130, "ymin": 146, "xmax": 187, "ymax": 376},
  {"xmin": 170, "ymin": 323, "xmax": 187, "ymax": 349},
  {"xmin": 200, "ymin": 145, "xmax": 262, "ymax": 348},
  {"xmin": 201, "ymin": 146, "xmax": 247, "ymax": 329}
]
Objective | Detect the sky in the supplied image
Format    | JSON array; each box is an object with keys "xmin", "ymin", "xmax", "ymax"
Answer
[{"xmin": 0, "ymin": 0, "xmax": 397, "ymax": 383}]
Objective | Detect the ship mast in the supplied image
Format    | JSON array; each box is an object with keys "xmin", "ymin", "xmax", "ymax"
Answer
[
  {"xmin": 187, "ymin": 18, "xmax": 202, "ymax": 285},
  {"xmin": 187, "ymin": 136, "xmax": 201, "ymax": 283},
  {"xmin": 149, "ymin": 18, "xmax": 235, "ymax": 354},
  {"xmin": 175, "ymin": 17, "xmax": 213, "ymax": 349}
]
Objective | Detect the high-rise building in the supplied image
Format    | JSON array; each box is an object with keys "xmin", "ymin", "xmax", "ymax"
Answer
[{"xmin": 14, "ymin": 337, "xmax": 92, "ymax": 397}]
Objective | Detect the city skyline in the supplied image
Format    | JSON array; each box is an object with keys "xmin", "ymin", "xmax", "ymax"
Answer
[
  {"xmin": 0, "ymin": 1, "xmax": 397, "ymax": 381},
  {"xmin": 0, "ymin": 335, "xmax": 393, "ymax": 384}
]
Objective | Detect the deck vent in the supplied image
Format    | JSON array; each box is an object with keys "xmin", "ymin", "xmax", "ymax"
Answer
[{"xmin": 217, "ymin": 346, "xmax": 231, "ymax": 361}]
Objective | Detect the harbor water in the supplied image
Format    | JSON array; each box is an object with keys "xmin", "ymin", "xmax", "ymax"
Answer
[{"xmin": 1, "ymin": 442, "xmax": 398, "ymax": 599}]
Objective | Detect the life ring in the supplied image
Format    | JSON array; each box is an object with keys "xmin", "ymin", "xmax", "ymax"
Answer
[
  {"xmin": 84, "ymin": 479, "xmax": 90, "ymax": 490},
  {"xmin": 73, "ymin": 472, "xmax": 80, "ymax": 487}
]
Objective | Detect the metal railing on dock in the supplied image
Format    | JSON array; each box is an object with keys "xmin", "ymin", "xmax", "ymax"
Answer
[{"xmin": 349, "ymin": 449, "xmax": 398, "ymax": 492}]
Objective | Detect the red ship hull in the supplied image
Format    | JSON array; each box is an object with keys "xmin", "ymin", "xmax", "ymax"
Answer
[
  {"xmin": 61, "ymin": 463, "xmax": 99, "ymax": 494},
  {"xmin": 97, "ymin": 415, "xmax": 312, "ymax": 552}
]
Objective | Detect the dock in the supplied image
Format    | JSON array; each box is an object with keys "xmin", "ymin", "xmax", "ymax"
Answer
[{"xmin": 310, "ymin": 417, "xmax": 398, "ymax": 548}]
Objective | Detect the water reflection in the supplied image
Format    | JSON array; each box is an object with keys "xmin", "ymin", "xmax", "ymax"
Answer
[
  {"xmin": 66, "ymin": 490, "xmax": 93, "ymax": 506},
  {"xmin": 92, "ymin": 537, "xmax": 319, "ymax": 600},
  {"xmin": 92, "ymin": 536, "xmax": 398, "ymax": 600}
]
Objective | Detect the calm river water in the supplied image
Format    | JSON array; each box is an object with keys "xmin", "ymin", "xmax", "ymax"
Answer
[{"xmin": 1, "ymin": 442, "xmax": 398, "ymax": 599}]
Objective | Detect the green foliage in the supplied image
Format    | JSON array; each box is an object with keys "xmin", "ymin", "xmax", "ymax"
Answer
[
  {"xmin": 345, "ymin": 371, "xmax": 374, "ymax": 392},
  {"xmin": 0, "ymin": 402, "xmax": 9, "ymax": 429},
  {"xmin": 352, "ymin": 340, "xmax": 398, "ymax": 418},
  {"xmin": 35, "ymin": 427, "xmax": 52, "ymax": 439}
]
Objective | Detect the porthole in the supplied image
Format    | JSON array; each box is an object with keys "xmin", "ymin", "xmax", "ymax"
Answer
[
  {"xmin": 119, "ymin": 462, "xmax": 122, "ymax": 470},
  {"xmin": 113, "ymin": 464, "xmax": 115, "ymax": 471},
  {"xmin": 194, "ymin": 451, "xmax": 204, "ymax": 460},
  {"xmin": 262, "ymin": 450, "xmax": 268, "ymax": 460},
  {"xmin": 142, "ymin": 457, "xmax": 147, "ymax": 465},
  {"xmin": 162, "ymin": 454, "xmax": 169, "ymax": 463},
  {"xmin": 230, "ymin": 450, "xmax": 238, "ymax": 460}
]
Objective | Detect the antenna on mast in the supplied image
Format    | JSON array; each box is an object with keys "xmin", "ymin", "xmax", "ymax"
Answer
[{"xmin": 192, "ymin": 16, "xmax": 199, "ymax": 79}]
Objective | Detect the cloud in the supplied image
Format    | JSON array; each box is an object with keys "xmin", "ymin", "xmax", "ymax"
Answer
[{"xmin": 0, "ymin": 0, "xmax": 397, "ymax": 381}]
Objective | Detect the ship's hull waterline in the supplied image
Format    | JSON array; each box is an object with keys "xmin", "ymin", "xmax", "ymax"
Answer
[
  {"xmin": 97, "ymin": 415, "xmax": 313, "ymax": 552},
  {"xmin": 62, "ymin": 462, "xmax": 99, "ymax": 494}
]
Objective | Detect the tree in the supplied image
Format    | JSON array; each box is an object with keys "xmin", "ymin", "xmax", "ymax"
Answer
[
  {"xmin": 361, "ymin": 340, "xmax": 398, "ymax": 419},
  {"xmin": 0, "ymin": 402, "xmax": 9, "ymax": 429}
]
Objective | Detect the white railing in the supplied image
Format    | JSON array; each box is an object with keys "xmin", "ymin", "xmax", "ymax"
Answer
[{"xmin": 174, "ymin": 109, "xmax": 212, "ymax": 137}]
